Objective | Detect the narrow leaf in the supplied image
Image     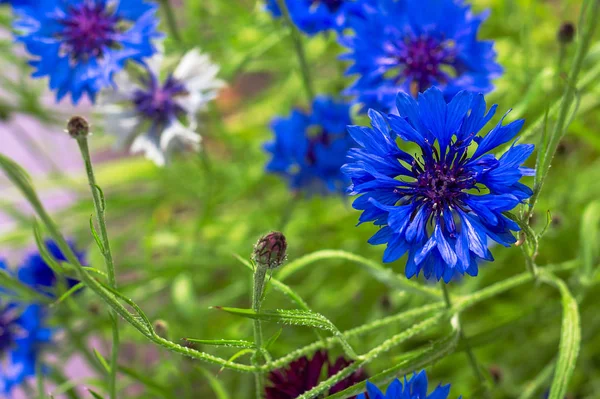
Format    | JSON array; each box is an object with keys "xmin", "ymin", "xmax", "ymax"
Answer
[
  {"xmin": 196, "ymin": 366, "xmax": 230, "ymax": 399},
  {"xmin": 89, "ymin": 215, "xmax": 106, "ymax": 255},
  {"xmin": 184, "ymin": 339, "xmax": 255, "ymax": 349},
  {"xmin": 540, "ymin": 272, "xmax": 581, "ymax": 399},
  {"xmin": 93, "ymin": 349, "xmax": 110, "ymax": 374},
  {"xmin": 51, "ymin": 283, "xmax": 85, "ymax": 307},
  {"xmin": 265, "ymin": 328, "xmax": 283, "ymax": 351},
  {"xmin": 87, "ymin": 389, "xmax": 105, "ymax": 399},
  {"xmin": 580, "ymin": 201, "xmax": 600, "ymax": 280}
]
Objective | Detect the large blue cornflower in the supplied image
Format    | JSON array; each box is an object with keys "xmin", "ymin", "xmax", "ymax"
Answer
[
  {"xmin": 343, "ymin": 88, "xmax": 534, "ymax": 282},
  {"xmin": 13, "ymin": 0, "xmax": 162, "ymax": 104},
  {"xmin": 340, "ymin": 0, "xmax": 502, "ymax": 113},
  {"xmin": 358, "ymin": 370, "xmax": 455, "ymax": 399},
  {"xmin": 265, "ymin": 0, "xmax": 368, "ymax": 35},
  {"xmin": 265, "ymin": 96, "xmax": 354, "ymax": 194},
  {"xmin": 18, "ymin": 240, "xmax": 85, "ymax": 297}
]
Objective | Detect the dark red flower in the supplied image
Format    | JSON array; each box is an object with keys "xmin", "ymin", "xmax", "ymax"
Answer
[{"xmin": 265, "ymin": 351, "xmax": 366, "ymax": 399}]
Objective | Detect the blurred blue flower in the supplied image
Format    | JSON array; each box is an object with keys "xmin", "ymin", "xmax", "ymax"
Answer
[
  {"xmin": 343, "ymin": 88, "xmax": 534, "ymax": 282},
  {"xmin": 0, "ymin": 260, "xmax": 53, "ymax": 395},
  {"xmin": 265, "ymin": 96, "xmax": 354, "ymax": 194},
  {"xmin": 265, "ymin": 0, "xmax": 368, "ymax": 35},
  {"xmin": 18, "ymin": 239, "xmax": 85, "ymax": 297},
  {"xmin": 339, "ymin": 0, "xmax": 502, "ymax": 113},
  {"xmin": 98, "ymin": 49, "xmax": 224, "ymax": 166},
  {"xmin": 358, "ymin": 370, "xmax": 455, "ymax": 399},
  {"xmin": 13, "ymin": 0, "xmax": 162, "ymax": 104}
]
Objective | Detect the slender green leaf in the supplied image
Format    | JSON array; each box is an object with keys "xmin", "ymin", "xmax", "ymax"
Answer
[
  {"xmin": 215, "ymin": 307, "xmax": 357, "ymax": 359},
  {"xmin": 118, "ymin": 364, "xmax": 172, "ymax": 398},
  {"xmin": 87, "ymin": 389, "xmax": 105, "ymax": 399},
  {"xmin": 196, "ymin": 366, "xmax": 230, "ymax": 399},
  {"xmin": 184, "ymin": 339, "xmax": 255, "ymax": 349},
  {"xmin": 93, "ymin": 349, "xmax": 110, "ymax": 374},
  {"xmin": 0, "ymin": 269, "xmax": 51, "ymax": 303},
  {"xmin": 51, "ymin": 283, "xmax": 85, "ymax": 307},
  {"xmin": 540, "ymin": 272, "xmax": 581, "ymax": 399},
  {"xmin": 93, "ymin": 184, "xmax": 106, "ymax": 213},
  {"xmin": 265, "ymin": 328, "xmax": 283, "ymax": 351},
  {"xmin": 580, "ymin": 201, "xmax": 600, "ymax": 281},
  {"xmin": 89, "ymin": 215, "xmax": 106, "ymax": 255},
  {"xmin": 519, "ymin": 361, "xmax": 555, "ymax": 399}
]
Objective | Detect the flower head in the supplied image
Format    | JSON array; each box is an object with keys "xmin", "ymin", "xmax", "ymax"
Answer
[
  {"xmin": 265, "ymin": 0, "xmax": 368, "ymax": 35},
  {"xmin": 265, "ymin": 96, "xmax": 354, "ymax": 194},
  {"xmin": 340, "ymin": 0, "xmax": 502, "ymax": 113},
  {"xmin": 343, "ymin": 88, "xmax": 534, "ymax": 282},
  {"xmin": 266, "ymin": 350, "xmax": 366, "ymax": 398},
  {"xmin": 98, "ymin": 48, "xmax": 224, "ymax": 166},
  {"xmin": 253, "ymin": 231, "xmax": 288, "ymax": 269},
  {"xmin": 358, "ymin": 370, "xmax": 455, "ymax": 399},
  {"xmin": 18, "ymin": 239, "xmax": 85, "ymax": 297},
  {"xmin": 13, "ymin": 0, "xmax": 162, "ymax": 104}
]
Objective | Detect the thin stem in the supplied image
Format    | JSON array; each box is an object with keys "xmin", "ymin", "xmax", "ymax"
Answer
[
  {"xmin": 76, "ymin": 137, "xmax": 120, "ymax": 399},
  {"xmin": 274, "ymin": 0, "xmax": 315, "ymax": 101},
  {"xmin": 441, "ymin": 283, "xmax": 489, "ymax": 398},
  {"xmin": 36, "ymin": 360, "xmax": 45, "ymax": 399},
  {"xmin": 160, "ymin": 0, "xmax": 182, "ymax": 44},
  {"xmin": 278, "ymin": 192, "xmax": 300, "ymax": 231},
  {"xmin": 252, "ymin": 265, "xmax": 268, "ymax": 397}
]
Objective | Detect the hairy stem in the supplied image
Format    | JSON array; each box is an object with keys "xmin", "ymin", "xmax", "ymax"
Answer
[
  {"xmin": 441, "ymin": 283, "xmax": 490, "ymax": 398},
  {"xmin": 76, "ymin": 137, "xmax": 120, "ymax": 399},
  {"xmin": 252, "ymin": 265, "xmax": 268, "ymax": 397},
  {"xmin": 274, "ymin": 0, "xmax": 315, "ymax": 101}
]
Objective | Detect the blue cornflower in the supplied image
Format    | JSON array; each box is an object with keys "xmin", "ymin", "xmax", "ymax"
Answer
[
  {"xmin": 13, "ymin": 0, "xmax": 162, "ymax": 104},
  {"xmin": 265, "ymin": 0, "xmax": 368, "ymax": 35},
  {"xmin": 0, "ymin": 261, "xmax": 53, "ymax": 395},
  {"xmin": 343, "ymin": 88, "xmax": 534, "ymax": 282},
  {"xmin": 340, "ymin": 0, "xmax": 502, "ymax": 113},
  {"xmin": 18, "ymin": 240, "xmax": 85, "ymax": 297},
  {"xmin": 358, "ymin": 370, "xmax": 456, "ymax": 399},
  {"xmin": 265, "ymin": 96, "xmax": 354, "ymax": 194}
]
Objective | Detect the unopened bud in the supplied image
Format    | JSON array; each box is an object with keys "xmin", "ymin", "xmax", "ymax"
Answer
[
  {"xmin": 252, "ymin": 231, "xmax": 287, "ymax": 269},
  {"xmin": 66, "ymin": 116, "xmax": 90, "ymax": 138},
  {"xmin": 153, "ymin": 320, "xmax": 169, "ymax": 338},
  {"xmin": 557, "ymin": 22, "xmax": 575, "ymax": 44}
]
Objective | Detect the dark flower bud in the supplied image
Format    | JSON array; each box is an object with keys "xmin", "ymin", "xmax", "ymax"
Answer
[
  {"xmin": 489, "ymin": 365, "xmax": 503, "ymax": 384},
  {"xmin": 557, "ymin": 22, "xmax": 575, "ymax": 44},
  {"xmin": 252, "ymin": 231, "xmax": 287, "ymax": 269},
  {"xmin": 66, "ymin": 116, "xmax": 90, "ymax": 138}
]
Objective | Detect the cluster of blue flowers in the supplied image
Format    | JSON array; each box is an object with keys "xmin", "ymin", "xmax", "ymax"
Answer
[
  {"xmin": 360, "ymin": 371, "xmax": 455, "ymax": 399},
  {"xmin": 0, "ymin": 241, "xmax": 85, "ymax": 395}
]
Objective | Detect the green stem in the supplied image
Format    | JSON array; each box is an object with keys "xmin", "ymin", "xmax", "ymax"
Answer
[
  {"xmin": 278, "ymin": 193, "xmax": 300, "ymax": 231},
  {"xmin": 252, "ymin": 265, "xmax": 268, "ymax": 397},
  {"xmin": 441, "ymin": 283, "xmax": 489, "ymax": 397},
  {"xmin": 274, "ymin": 0, "xmax": 315, "ymax": 101},
  {"xmin": 36, "ymin": 360, "xmax": 45, "ymax": 399},
  {"xmin": 76, "ymin": 137, "xmax": 120, "ymax": 399},
  {"xmin": 530, "ymin": 0, "xmax": 600, "ymax": 215},
  {"xmin": 160, "ymin": 0, "xmax": 182, "ymax": 44}
]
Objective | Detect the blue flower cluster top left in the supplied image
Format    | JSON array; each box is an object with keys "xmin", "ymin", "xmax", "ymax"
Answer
[
  {"xmin": 12, "ymin": 0, "xmax": 162, "ymax": 104},
  {"xmin": 265, "ymin": 96, "xmax": 354, "ymax": 195}
]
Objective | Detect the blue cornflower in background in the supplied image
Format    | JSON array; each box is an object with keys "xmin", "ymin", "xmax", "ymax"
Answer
[
  {"xmin": 358, "ymin": 370, "xmax": 455, "ymax": 399},
  {"xmin": 18, "ymin": 239, "xmax": 85, "ymax": 297},
  {"xmin": 265, "ymin": 96, "xmax": 354, "ymax": 194},
  {"xmin": 339, "ymin": 0, "xmax": 502, "ymax": 113},
  {"xmin": 13, "ymin": 0, "xmax": 162, "ymax": 104},
  {"xmin": 0, "ymin": 261, "xmax": 53, "ymax": 395},
  {"xmin": 265, "ymin": 0, "xmax": 368, "ymax": 35},
  {"xmin": 343, "ymin": 88, "xmax": 534, "ymax": 282}
]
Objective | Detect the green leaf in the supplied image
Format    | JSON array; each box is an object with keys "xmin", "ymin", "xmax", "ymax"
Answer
[
  {"xmin": 93, "ymin": 184, "xmax": 106, "ymax": 213},
  {"xmin": 118, "ymin": 364, "xmax": 172, "ymax": 398},
  {"xmin": 196, "ymin": 366, "xmax": 230, "ymax": 399},
  {"xmin": 215, "ymin": 307, "xmax": 357, "ymax": 359},
  {"xmin": 32, "ymin": 222, "xmax": 64, "ymax": 275},
  {"xmin": 89, "ymin": 215, "xmax": 106, "ymax": 255},
  {"xmin": 265, "ymin": 328, "xmax": 283, "ymax": 351},
  {"xmin": 540, "ymin": 272, "xmax": 581, "ymax": 399},
  {"xmin": 217, "ymin": 349, "xmax": 255, "ymax": 375},
  {"xmin": 580, "ymin": 201, "xmax": 600, "ymax": 281},
  {"xmin": 519, "ymin": 361, "xmax": 555, "ymax": 399},
  {"xmin": 51, "ymin": 283, "xmax": 85, "ymax": 308},
  {"xmin": 183, "ymin": 339, "xmax": 255, "ymax": 349},
  {"xmin": 93, "ymin": 349, "xmax": 110, "ymax": 374},
  {"xmin": 0, "ymin": 269, "xmax": 51, "ymax": 303},
  {"xmin": 87, "ymin": 389, "xmax": 105, "ymax": 399}
]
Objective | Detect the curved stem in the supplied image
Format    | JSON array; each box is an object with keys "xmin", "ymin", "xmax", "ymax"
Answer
[
  {"xmin": 441, "ymin": 283, "xmax": 490, "ymax": 398},
  {"xmin": 76, "ymin": 137, "xmax": 119, "ymax": 399},
  {"xmin": 274, "ymin": 0, "xmax": 315, "ymax": 101}
]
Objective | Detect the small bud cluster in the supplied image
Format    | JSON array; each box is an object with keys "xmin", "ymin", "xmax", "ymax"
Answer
[
  {"xmin": 557, "ymin": 22, "xmax": 575, "ymax": 44},
  {"xmin": 252, "ymin": 231, "xmax": 287, "ymax": 269}
]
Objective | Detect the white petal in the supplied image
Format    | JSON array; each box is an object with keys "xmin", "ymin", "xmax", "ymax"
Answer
[
  {"xmin": 131, "ymin": 134, "xmax": 166, "ymax": 167},
  {"xmin": 159, "ymin": 120, "xmax": 201, "ymax": 152}
]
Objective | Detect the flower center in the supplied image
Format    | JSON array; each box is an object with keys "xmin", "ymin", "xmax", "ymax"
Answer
[
  {"xmin": 310, "ymin": 0, "xmax": 344, "ymax": 12},
  {"xmin": 0, "ymin": 308, "xmax": 16, "ymax": 354},
  {"xmin": 59, "ymin": 2, "xmax": 119, "ymax": 61},
  {"xmin": 305, "ymin": 128, "xmax": 330, "ymax": 166},
  {"xmin": 132, "ymin": 75, "xmax": 188, "ymax": 126},
  {"xmin": 394, "ymin": 36, "xmax": 457, "ymax": 94},
  {"xmin": 410, "ymin": 147, "xmax": 475, "ymax": 212}
]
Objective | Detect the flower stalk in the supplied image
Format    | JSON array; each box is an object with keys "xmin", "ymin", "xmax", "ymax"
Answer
[
  {"xmin": 274, "ymin": 0, "xmax": 315, "ymax": 101},
  {"xmin": 73, "ymin": 120, "xmax": 120, "ymax": 399},
  {"xmin": 251, "ymin": 263, "xmax": 268, "ymax": 397}
]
